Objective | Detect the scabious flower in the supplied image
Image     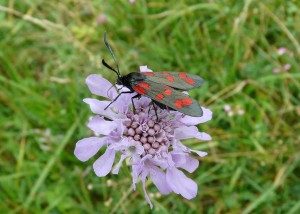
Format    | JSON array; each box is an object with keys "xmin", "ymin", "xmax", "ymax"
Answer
[
  {"xmin": 283, "ymin": 64, "xmax": 291, "ymax": 71},
  {"xmin": 277, "ymin": 47, "xmax": 287, "ymax": 55},
  {"xmin": 223, "ymin": 104, "xmax": 245, "ymax": 117},
  {"xmin": 97, "ymin": 13, "xmax": 107, "ymax": 25},
  {"xmin": 223, "ymin": 104, "xmax": 234, "ymax": 117},
  {"xmin": 74, "ymin": 66, "xmax": 212, "ymax": 208},
  {"xmin": 273, "ymin": 67, "xmax": 280, "ymax": 74},
  {"xmin": 223, "ymin": 104, "xmax": 231, "ymax": 112}
]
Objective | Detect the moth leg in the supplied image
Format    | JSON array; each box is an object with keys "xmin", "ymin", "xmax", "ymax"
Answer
[
  {"xmin": 105, "ymin": 91, "xmax": 133, "ymax": 110},
  {"xmin": 148, "ymin": 101, "xmax": 153, "ymax": 114},
  {"xmin": 117, "ymin": 86, "xmax": 124, "ymax": 92},
  {"xmin": 131, "ymin": 94, "xmax": 140, "ymax": 113},
  {"xmin": 151, "ymin": 102, "xmax": 159, "ymax": 122}
]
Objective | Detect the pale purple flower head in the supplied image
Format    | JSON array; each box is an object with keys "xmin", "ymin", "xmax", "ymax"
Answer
[
  {"xmin": 273, "ymin": 67, "xmax": 280, "ymax": 74},
  {"xmin": 97, "ymin": 13, "xmax": 107, "ymax": 25},
  {"xmin": 283, "ymin": 64, "xmax": 291, "ymax": 71},
  {"xmin": 277, "ymin": 47, "xmax": 287, "ymax": 55},
  {"xmin": 74, "ymin": 66, "xmax": 212, "ymax": 208}
]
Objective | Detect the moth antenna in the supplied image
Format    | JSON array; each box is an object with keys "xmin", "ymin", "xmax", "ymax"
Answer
[
  {"xmin": 102, "ymin": 59, "xmax": 120, "ymax": 77},
  {"xmin": 103, "ymin": 32, "xmax": 120, "ymax": 76}
]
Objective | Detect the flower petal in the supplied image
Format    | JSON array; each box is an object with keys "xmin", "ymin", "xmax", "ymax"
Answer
[
  {"xmin": 166, "ymin": 167, "xmax": 198, "ymax": 200},
  {"xmin": 191, "ymin": 149, "xmax": 208, "ymax": 157},
  {"xmin": 83, "ymin": 98, "xmax": 111, "ymax": 114},
  {"xmin": 112, "ymin": 154, "xmax": 127, "ymax": 174},
  {"xmin": 173, "ymin": 140, "xmax": 208, "ymax": 157},
  {"xmin": 171, "ymin": 152, "xmax": 199, "ymax": 173},
  {"xmin": 83, "ymin": 98, "xmax": 123, "ymax": 119},
  {"xmin": 74, "ymin": 137, "xmax": 107, "ymax": 161},
  {"xmin": 150, "ymin": 167, "xmax": 172, "ymax": 194},
  {"xmin": 87, "ymin": 115, "xmax": 118, "ymax": 135},
  {"xmin": 139, "ymin": 66, "xmax": 153, "ymax": 72},
  {"xmin": 131, "ymin": 164, "xmax": 139, "ymax": 191},
  {"xmin": 174, "ymin": 126, "xmax": 198, "ymax": 139},
  {"xmin": 141, "ymin": 169, "xmax": 153, "ymax": 209},
  {"xmin": 195, "ymin": 132, "xmax": 212, "ymax": 141},
  {"xmin": 180, "ymin": 107, "xmax": 212, "ymax": 125},
  {"xmin": 86, "ymin": 74, "xmax": 117, "ymax": 99},
  {"xmin": 129, "ymin": 140, "xmax": 145, "ymax": 156},
  {"xmin": 174, "ymin": 127, "xmax": 211, "ymax": 141},
  {"xmin": 93, "ymin": 149, "xmax": 116, "ymax": 177},
  {"xmin": 113, "ymin": 92, "xmax": 140, "ymax": 113}
]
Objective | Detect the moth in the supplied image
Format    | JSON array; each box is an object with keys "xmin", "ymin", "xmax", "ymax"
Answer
[{"xmin": 102, "ymin": 33, "xmax": 205, "ymax": 117}]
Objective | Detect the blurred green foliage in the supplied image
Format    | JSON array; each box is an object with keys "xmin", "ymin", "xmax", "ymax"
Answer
[{"xmin": 0, "ymin": 0, "xmax": 300, "ymax": 213}]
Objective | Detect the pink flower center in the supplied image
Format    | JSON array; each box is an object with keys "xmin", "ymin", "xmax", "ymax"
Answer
[{"xmin": 123, "ymin": 106, "xmax": 174, "ymax": 156}]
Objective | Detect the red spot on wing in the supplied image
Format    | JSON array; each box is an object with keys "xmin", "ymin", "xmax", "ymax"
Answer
[
  {"xmin": 175, "ymin": 100, "xmax": 183, "ymax": 109},
  {"xmin": 185, "ymin": 78, "xmax": 195, "ymax": 85},
  {"xmin": 167, "ymin": 75, "xmax": 174, "ymax": 82},
  {"xmin": 163, "ymin": 71, "xmax": 169, "ymax": 75},
  {"xmin": 178, "ymin": 73, "xmax": 196, "ymax": 85},
  {"xmin": 182, "ymin": 98, "xmax": 193, "ymax": 106},
  {"xmin": 133, "ymin": 86, "xmax": 146, "ymax": 95},
  {"xmin": 138, "ymin": 82, "xmax": 151, "ymax": 90},
  {"xmin": 178, "ymin": 73, "xmax": 187, "ymax": 78},
  {"xmin": 156, "ymin": 94, "xmax": 164, "ymax": 100},
  {"xmin": 174, "ymin": 98, "xmax": 193, "ymax": 109},
  {"xmin": 141, "ymin": 72, "xmax": 154, "ymax": 76},
  {"xmin": 164, "ymin": 87, "xmax": 172, "ymax": 95}
]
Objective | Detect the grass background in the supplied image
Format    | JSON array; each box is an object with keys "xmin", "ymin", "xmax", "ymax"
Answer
[{"xmin": 1, "ymin": 0, "xmax": 300, "ymax": 213}]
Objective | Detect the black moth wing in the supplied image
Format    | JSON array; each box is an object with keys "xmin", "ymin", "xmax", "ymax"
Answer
[
  {"xmin": 140, "ymin": 71, "xmax": 205, "ymax": 90},
  {"xmin": 131, "ymin": 79, "xmax": 203, "ymax": 117}
]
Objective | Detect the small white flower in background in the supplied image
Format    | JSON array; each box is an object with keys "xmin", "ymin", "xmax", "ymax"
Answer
[
  {"xmin": 276, "ymin": 47, "xmax": 294, "ymax": 57},
  {"xmin": 237, "ymin": 109, "xmax": 245, "ymax": 115},
  {"xmin": 273, "ymin": 64, "xmax": 291, "ymax": 74},
  {"xmin": 277, "ymin": 47, "xmax": 287, "ymax": 55},
  {"xmin": 104, "ymin": 197, "xmax": 113, "ymax": 207},
  {"xmin": 223, "ymin": 104, "xmax": 234, "ymax": 117},
  {"xmin": 106, "ymin": 179, "xmax": 113, "ymax": 187},
  {"xmin": 97, "ymin": 13, "xmax": 107, "ymax": 25},
  {"xmin": 223, "ymin": 104, "xmax": 231, "ymax": 112},
  {"xmin": 87, "ymin": 183, "xmax": 93, "ymax": 190},
  {"xmin": 228, "ymin": 111, "xmax": 234, "ymax": 117},
  {"xmin": 283, "ymin": 64, "xmax": 291, "ymax": 71},
  {"xmin": 273, "ymin": 68, "xmax": 280, "ymax": 74},
  {"xmin": 223, "ymin": 104, "xmax": 245, "ymax": 117}
]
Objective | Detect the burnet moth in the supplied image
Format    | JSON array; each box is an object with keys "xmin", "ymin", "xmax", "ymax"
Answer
[{"xmin": 102, "ymin": 33, "xmax": 205, "ymax": 118}]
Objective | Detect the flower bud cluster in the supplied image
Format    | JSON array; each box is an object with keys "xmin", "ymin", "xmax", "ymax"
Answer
[{"xmin": 123, "ymin": 107, "xmax": 173, "ymax": 155}]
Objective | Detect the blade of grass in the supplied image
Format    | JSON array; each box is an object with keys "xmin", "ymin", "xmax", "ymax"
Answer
[
  {"xmin": 260, "ymin": 3, "xmax": 300, "ymax": 57},
  {"xmin": 22, "ymin": 118, "xmax": 80, "ymax": 209},
  {"xmin": 287, "ymin": 201, "xmax": 300, "ymax": 214},
  {"xmin": 242, "ymin": 152, "xmax": 300, "ymax": 214}
]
